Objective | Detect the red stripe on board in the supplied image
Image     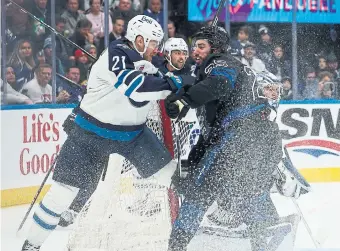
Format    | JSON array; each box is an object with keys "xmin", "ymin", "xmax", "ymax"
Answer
[{"xmin": 285, "ymin": 139, "xmax": 340, "ymax": 152}]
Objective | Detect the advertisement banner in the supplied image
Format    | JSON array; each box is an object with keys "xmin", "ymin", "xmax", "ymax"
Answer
[
  {"xmin": 188, "ymin": 0, "xmax": 340, "ymax": 23},
  {"xmin": 277, "ymin": 103, "xmax": 340, "ymax": 182},
  {"xmin": 1, "ymin": 102, "xmax": 339, "ymax": 207},
  {"xmin": 1, "ymin": 107, "xmax": 71, "ymax": 206}
]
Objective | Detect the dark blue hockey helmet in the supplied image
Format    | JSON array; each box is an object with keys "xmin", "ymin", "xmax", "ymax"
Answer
[{"xmin": 191, "ymin": 26, "xmax": 230, "ymax": 53}]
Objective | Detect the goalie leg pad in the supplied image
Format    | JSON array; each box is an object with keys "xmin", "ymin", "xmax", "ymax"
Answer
[{"xmin": 26, "ymin": 181, "xmax": 79, "ymax": 246}]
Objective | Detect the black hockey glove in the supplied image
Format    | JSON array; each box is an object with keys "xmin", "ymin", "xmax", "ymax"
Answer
[
  {"xmin": 164, "ymin": 97, "xmax": 180, "ymax": 119},
  {"xmin": 164, "ymin": 87, "xmax": 191, "ymax": 120},
  {"xmin": 62, "ymin": 112, "xmax": 77, "ymax": 135}
]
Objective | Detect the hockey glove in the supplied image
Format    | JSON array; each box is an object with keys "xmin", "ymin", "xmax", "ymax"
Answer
[
  {"xmin": 134, "ymin": 60, "xmax": 159, "ymax": 75},
  {"xmin": 164, "ymin": 97, "xmax": 180, "ymax": 119},
  {"xmin": 62, "ymin": 112, "xmax": 77, "ymax": 135},
  {"xmin": 274, "ymin": 160, "xmax": 311, "ymax": 199},
  {"xmin": 165, "ymin": 72, "xmax": 195, "ymax": 92}
]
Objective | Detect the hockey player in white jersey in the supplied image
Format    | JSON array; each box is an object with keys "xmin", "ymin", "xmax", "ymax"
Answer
[
  {"xmin": 21, "ymin": 15, "xmax": 195, "ymax": 251},
  {"xmin": 57, "ymin": 37, "xmax": 193, "ymax": 228}
]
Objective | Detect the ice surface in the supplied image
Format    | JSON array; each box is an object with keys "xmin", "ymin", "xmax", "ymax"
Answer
[{"xmin": 1, "ymin": 183, "xmax": 340, "ymax": 251}]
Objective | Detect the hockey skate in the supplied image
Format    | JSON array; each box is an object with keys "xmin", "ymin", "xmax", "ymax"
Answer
[
  {"xmin": 21, "ymin": 240, "xmax": 40, "ymax": 251},
  {"xmin": 58, "ymin": 209, "xmax": 78, "ymax": 227}
]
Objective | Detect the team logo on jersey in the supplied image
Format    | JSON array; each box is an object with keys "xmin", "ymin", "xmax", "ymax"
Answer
[
  {"xmin": 205, "ymin": 59, "xmax": 229, "ymax": 75},
  {"xmin": 285, "ymin": 139, "xmax": 340, "ymax": 158}
]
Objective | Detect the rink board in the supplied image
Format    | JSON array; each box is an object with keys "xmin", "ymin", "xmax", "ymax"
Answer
[{"xmin": 1, "ymin": 101, "xmax": 340, "ymax": 207}]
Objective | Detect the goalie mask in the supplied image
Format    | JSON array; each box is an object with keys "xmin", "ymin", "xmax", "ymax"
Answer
[
  {"xmin": 164, "ymin": 38, "xmax": 189, "ymax": 70},
  {"xmin": 253, "ymin": 71, "xmax": 283, "ymax": 109}
]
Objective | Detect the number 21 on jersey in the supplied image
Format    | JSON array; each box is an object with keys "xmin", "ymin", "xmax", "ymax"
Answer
[{"xmin": 111, "ymin": 56, "xmax": 126, "ymax": 71}]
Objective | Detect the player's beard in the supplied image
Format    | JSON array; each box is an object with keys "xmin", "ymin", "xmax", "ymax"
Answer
[{"xmin": 173, "ymin": 60, "xmax": 184, "ymax": 70}]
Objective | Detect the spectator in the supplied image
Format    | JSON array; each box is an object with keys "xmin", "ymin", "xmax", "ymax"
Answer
[
  {"xmin": 143, "ymin": 0, "xmax": 163, "ymax": 29},
  {"xmin": 48, "ymin": 17, "xmax": 73, "ymax": 69},
  {"xmin": 240, "ymin": 42, "xmax": 266, "ymax": 73},
  {"xmin": 168, "ymin": 20, "xmax": 188, "ymax": 44},
  {"xmin": 230, "ymin": 25, "xmax": 251, "ymax": 57},
  {"xmin": 74, "ymin": 49, "xmax": 89, "ymax": 82},
  {"xmin": 267, "ymin": 44, "xmax": 291, "ymax": 81},
  {"xmin": 98, "ymin": 16, "xmax": 125, "ymax": 54},
  {"xmin": 316, "ymin": 55, "xmax": 328, "ymax": 75},
  {"xmin": 68, "ymin": 19, "xmax": 94, "ymax": 56},
  {"xmin": 109, "ymin": 16, "xmax": 125, "ymax": 42},
  {"xmin": 86, "ymin": 0, "xmax": 113, "ymax": 45},
  {"xmin": 110, "ymin": 0, "xmax": 138, "ymax": 30},
  {"xmin": 84, "ymin": 44, "xmax": 98, "ymax": 63},
  {"xmin": 61, "ymin": 0, "xmax": 87, "ymax": 38},
  {"xmin": 56, "ymin": 0, "xmax": 87, "ymax": 14},
  {"xmin": 327, "ymin": 53, "xmax": 340, "ymax": 98},
  {"xmin": 43, "ymin": 37, "xmax": 65, "ymax": 75},
  {"xmin": 320, "ymin": 81, "xmax": 336, "ymax": 99},
  {"xmin": 300, "ymin": 67, "xmax": 319, "ymax": 99},
  {"xmin": 57, "ymin": 66, "xmax": 84, "ymax": 103},
  {"xmin": 110, "ymin": 0, "xmax": 142, "ymax": 13},
  {"xmin": 1, "ymin": 67, "xmax": 33, "ymax": 105},
  {"xmin": 327, "ymin": 53, "xmax": 340, "ymax": 80},
  {"xmin": 35, "ymin": 50, "xmax": 46, "ymax": 66},
  {"xmin": 257, "ymin": 25, "xmax": 273, "ymax": 66},
  {"xmin": 20, "ymin": 63, "xmax": 52, "ymax": 103},
  {"xmin": 7, "ymin": 39, "xmax": 36, "ymax": 91},
  {"xmin": 5, "ymin": 0, "xmax": 31, "ymax": 41},
  {"xmin": 31, "ymin": 0, "xmax": 51, "ymax": 53},
  {"xmin": 281, "ymin": 76, "xmax": 293, "ymax": 100},
  {"xmin": 317, "ymin": 71, "xmax": 334, "ymax": 98}
]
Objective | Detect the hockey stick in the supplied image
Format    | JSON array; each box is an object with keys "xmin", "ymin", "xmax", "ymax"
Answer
[
  {"xmin": 278, "ymin": 147, "xmax": 321, "ymax": 248},
  {"xmin": 210, "ymin": 0, "xmax": 227, "ymax": 27},
  {"xmin": 17, "ymin": 157, "xmax": 57, "ymax": 233},
  {"xmin": 56, "ymin": 73, "xmax": 84, "ymax": 89},
  {"xmin": 8, "ymin": 0, "xmax": 96, "ymax": 61}
]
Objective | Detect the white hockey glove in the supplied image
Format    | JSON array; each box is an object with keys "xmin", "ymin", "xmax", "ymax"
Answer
[
  {"xmin": 134, "ymin": 60, "xmax": 159, "ymax": 75},
  {"xmin": 273, "ymin": 161, "xmax": 310, "ymax": 199}
]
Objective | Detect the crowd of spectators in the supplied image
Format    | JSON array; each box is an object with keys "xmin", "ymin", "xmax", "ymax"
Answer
[
  {"xmin": 1, "ymin": 0, "xmax": 340, "ymax": 105},
  {"xmin": 229, "ymin": 24, "xmax": 340, "ymax": 100}
]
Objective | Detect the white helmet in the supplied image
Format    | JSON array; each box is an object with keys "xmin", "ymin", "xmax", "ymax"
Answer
[
  {"xmin": 164, "ymin": 38, "xmax": 188, "ymax": 70},
  {"xmin": 125, "ymin": 15, "xmax": 164, "ymax": 56}
]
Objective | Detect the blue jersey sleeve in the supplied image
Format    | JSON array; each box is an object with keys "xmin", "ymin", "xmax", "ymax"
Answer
[{"xmin": 108, "ymin": 42, "xmax": 175, "ymax": 102}]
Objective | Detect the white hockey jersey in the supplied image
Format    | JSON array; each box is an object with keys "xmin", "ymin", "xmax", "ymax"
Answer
[{"xmin": 75, "ymin": 39, "xmax": 175, "ymax": 141}]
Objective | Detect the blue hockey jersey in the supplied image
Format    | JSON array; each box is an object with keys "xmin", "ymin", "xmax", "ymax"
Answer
[{"xmin": 75, "ymin": 39, "xmax": 176, "ymax": 141}]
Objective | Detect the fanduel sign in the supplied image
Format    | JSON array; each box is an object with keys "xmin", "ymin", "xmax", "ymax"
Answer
[{"xmin": 188, "ymin": 0, "xmax": 340, "ymax": 23}]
